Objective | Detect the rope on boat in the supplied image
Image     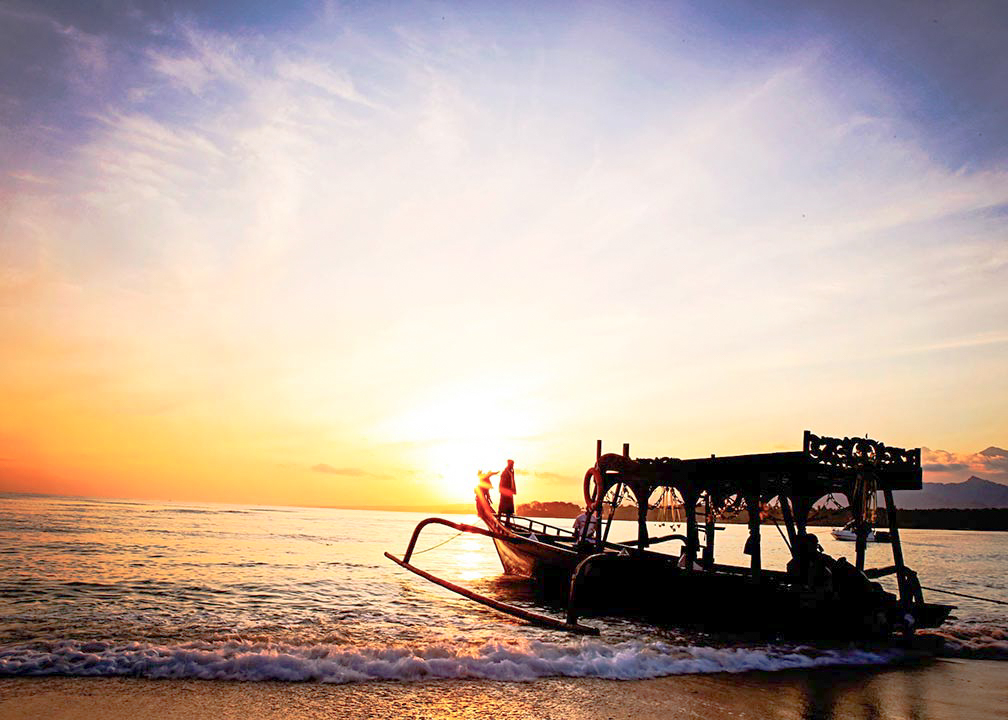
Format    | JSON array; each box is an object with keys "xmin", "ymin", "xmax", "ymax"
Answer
[
  {"xmin": 411, "ymin": 529, "xmax": 465, "ymax": 555},
  {"xmin": 920, "ymin": 585, "xmax": 1008, "ymax": 606},
  {"xmin": 772, "ymin": 516, "xmax": 791, "ymax": 551}
]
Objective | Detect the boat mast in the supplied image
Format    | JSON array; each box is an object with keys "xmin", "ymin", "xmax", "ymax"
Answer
[{"xmin": 745, "ymin": 490, "xmax": 761, "ymax": 579}]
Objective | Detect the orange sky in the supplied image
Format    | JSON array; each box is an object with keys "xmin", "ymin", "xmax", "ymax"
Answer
[{"xmin": 2, "ymin": 4, "xmax": 1007, "ymax": 507}]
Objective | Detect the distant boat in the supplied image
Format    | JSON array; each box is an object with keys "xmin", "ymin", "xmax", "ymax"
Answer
[{"xmin": 831, "ymin": 520, "xmax": 891, "ymax": 543}]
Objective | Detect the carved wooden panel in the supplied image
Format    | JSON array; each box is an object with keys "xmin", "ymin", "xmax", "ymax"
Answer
[{"xmin": 803, "ymin": 431, "xmax": 920, "ymax": 470}]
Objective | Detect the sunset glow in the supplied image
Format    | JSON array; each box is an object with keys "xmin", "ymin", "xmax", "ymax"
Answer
[{"xmin": 1, "ymin": 2, "xmax": 1006, "ymax": 508}]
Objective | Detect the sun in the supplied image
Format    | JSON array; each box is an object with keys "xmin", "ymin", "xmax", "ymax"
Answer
[
  {"xmin": 425, "ymin": 439, "xmax": 514, "ymax": 500},
  {"xmin": 379, "ymin": 382, "xmax": 539, "ymax": 501}
]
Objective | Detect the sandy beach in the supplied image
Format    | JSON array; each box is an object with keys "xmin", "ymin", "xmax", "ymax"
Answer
[{"xmin": 2, "ymin": 658, "xmax": 1003, "ymax": 720}]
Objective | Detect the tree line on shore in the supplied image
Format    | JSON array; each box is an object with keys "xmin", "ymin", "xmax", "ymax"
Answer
[{"xmin": 514, "ymin": 500, "xmax": 1008, "ymax": 531}]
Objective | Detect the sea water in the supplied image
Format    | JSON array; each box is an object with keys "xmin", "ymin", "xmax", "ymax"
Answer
[{"xmin": 0, "ymin": 493, "xmax": 1005, "ymax": 682}]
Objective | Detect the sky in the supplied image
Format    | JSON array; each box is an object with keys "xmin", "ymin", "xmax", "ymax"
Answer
[{"xmin": 1, "ymin": 1, "xmax": 1007, "ymax": 507}]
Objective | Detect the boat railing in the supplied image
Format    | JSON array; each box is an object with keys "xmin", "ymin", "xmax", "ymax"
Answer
[
  {"xmin": 396, "ymin": 516, "xmax": 551, "ymax": 564},
  {"xmin": 503, "ymin": 514, "xmax": 577, "ymax": 538}
]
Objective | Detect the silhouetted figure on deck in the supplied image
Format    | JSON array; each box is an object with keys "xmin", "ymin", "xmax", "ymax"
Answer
[
  {"xmin": 498, "ymin": 459, "xmax": 516, "ymax": 520},
  {"xmin": 573, "ymin": 504, "xmax": 599, "ymax": 543},
  {"xmin": 787, "ymin": 534, "xmax": 832, "ymax": 589}
]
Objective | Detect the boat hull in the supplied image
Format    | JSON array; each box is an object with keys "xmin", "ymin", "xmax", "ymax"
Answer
[
  {"xmin": 567, "ymin": 552, "xmax": 951, "ymax": 636},
  {"xmin": 475, "ymin": 491, "xmax": 950, "ymax": 637},
  {"xmin": 476, "ymin": 489, "xmax": 582, "ymax": 588},
  {"xmin": 489, "ymin": 535, "xmax": 575, "ymax": 576}
]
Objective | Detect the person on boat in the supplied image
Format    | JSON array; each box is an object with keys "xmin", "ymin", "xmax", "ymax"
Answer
[
  {"xmin": 498, "ymin": 459, "xmax": 516, "ymax": 520},
  {"xmin": 826, "ymin": 554, "xmax": 879, "ymax": 600},
  {"xmin": 573, "ymin": 504, "xmax": 600, "ymax": 542},
  {"xmin": 787, "ymin": 533, "xmax": 832, "ymax": 589}
]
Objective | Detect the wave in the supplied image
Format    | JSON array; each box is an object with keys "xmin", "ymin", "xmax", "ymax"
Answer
[
  {"xmin": 0, "ymin": 639, "xmax": 907, "ymax": 683},
  {"xmin": 920, "ymin": 623, "xmax": 1008, "ymax": 659},
  {"xmin": 145, "ymin": 508, "xmax": 220, "ymax": 515}
]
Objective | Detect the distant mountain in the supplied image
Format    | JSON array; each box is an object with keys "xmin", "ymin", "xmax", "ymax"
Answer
[{"xmin": 893, "ymin": 476, "xmax": 1008, "ymax": 509}]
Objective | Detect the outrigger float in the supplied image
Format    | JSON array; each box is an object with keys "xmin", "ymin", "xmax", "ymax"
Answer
[{"xmin": 385, "ymin": 431, "xmax": 953, "ymax": 638}]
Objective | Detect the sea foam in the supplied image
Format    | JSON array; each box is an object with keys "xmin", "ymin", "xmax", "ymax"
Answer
[
  {"xmin": 0, "ymin": 638, "xmax": 907, "ymax": 682},
  {"xmin": 919, "ymin": 624, "xmax": 1008, "ymax": 659}
]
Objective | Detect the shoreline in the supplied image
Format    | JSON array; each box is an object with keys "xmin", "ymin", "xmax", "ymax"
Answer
[
  {"xmin": 1, "ymin": 658, "xmax": 1002, "ymax": 720},
  {"xmin": 5, "ymin": 493, "xmax": 1008, "ymax": 531}
]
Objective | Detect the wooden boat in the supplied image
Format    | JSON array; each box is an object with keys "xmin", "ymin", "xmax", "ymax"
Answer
[
  {"xmin": 474, "ymin": 485, "xmax": 582, "ymax": 583},
  {"xmin": 387, "ymin": 431, "xmax": 954, "ymax": 638}
]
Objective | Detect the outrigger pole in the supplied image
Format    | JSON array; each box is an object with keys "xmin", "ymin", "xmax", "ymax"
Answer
[{"xmin": 384, "ymin": 517, "xmax": 600, "ymax": 636}]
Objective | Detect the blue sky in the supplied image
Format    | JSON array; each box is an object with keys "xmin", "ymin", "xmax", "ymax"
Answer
[{"xmin": 3, "ymin": 1, "xmax": 1006, "ymax": 176}]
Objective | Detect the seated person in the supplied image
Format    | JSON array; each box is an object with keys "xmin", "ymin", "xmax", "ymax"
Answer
[
  {"xmin": 825, "ymin": 555, "xmax": 891, "ymax": 601},
  {"xmin": 787, "ymin": 533, "xmax": 832, "ymax": 588},
  {"xmin": 572, "ymin": 504, "xmax": 600, "ymax": 542}
]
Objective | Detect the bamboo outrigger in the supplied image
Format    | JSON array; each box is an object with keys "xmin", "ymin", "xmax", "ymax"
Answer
[{"xmin": 386, "ymin": 431, "xmax": 953, "ymax": 638}]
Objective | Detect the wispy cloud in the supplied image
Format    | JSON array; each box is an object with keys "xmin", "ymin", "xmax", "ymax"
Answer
[
  {"xmin": 276, "ymin": 58, "xmax": 375, "ymax": 108},
  {"xmin": 6, "ymin": 172, "xmax": 52, "ymax": 186},
  {"xmin": 311, "ymin": 464, "xmax": 387, "ymax": 479},
  {"xmin": 518, "ymin": 469, "xmax": 570, "ymax": 483}
]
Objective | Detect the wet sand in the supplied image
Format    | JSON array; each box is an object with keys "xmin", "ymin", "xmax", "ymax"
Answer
[{"xmin": 1, "ymin": 658, "xmax": 1003, "ymax": 720}]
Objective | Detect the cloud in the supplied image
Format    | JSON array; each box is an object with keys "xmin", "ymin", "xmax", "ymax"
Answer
[
  {"xmin": 922, "ymin": 447, "xmax": 1008, "ymax": 483},
  {"xmin": 922, "ymin": 460, "xmax": 969, "ymax": 473},
  {"xmin": 6, "ymin": 172, "xmax": 52, "ymax": 186},
  {"xmin": 978, "ymin": 447, "xmax": 1008, "ymax": 474},
  {"xmin": 519, "ymin": 469, "xmax": 571, "ymax": 483},
  {"xmin": 146, "ymin": 24, "xmax": 243, "ymax": 95},
  {"xmin": 311, "ymin": 464, "xmax": 386, "ymax": 478},
  {"xmin": 276, "ymin": 58, "xmax": 375, "ymax": 108}
]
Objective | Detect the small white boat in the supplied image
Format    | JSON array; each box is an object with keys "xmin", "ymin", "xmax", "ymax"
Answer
[{"xmin": 831, "ymin": 521, "xmax": 891, "ymax": 543}]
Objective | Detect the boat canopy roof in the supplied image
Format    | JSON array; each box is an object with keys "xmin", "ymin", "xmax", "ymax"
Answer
[{"xmin": 597, "ymin": 431, "xmax": 921, "ymax": 505}]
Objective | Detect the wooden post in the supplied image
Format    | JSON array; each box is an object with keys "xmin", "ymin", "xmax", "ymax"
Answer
[
  {"xmin": 791, "ymin": 492, "xmax": 810, "ymax": 579},
  {"xmin": 778, "ymin": 491, "xmax": 797, "ymax": 551},
  {"xmin": 684, "ymin": 489, "xmax": 699, "ymax": 570},
  {"xmin": 883, "ymin": 489, "xmax": 909, "ymax": 605},
  {"xmin": 637, "ymin": 490, "xmax": 649, "ymax": 550},
  {"xmin": 855, "ymin": 520, "xmax": 868, "ymax": 571},
  {"xmin": 601, "ymin": 483, "xmax": 622, "ymax": 545},
  {"xmin": 745, "ymin": 492, "xmax": 761, "ymax": 579},
  {"xmin": 793, "ymin": 487, "xmax": 809, "ymax": 538},
  {"xmin": 702, "ymin": 492, "xmax": 715, "ymax": 567},
  {"xmin": 853, "ymin": 473, "xmax": 869, "ymax": 571}
]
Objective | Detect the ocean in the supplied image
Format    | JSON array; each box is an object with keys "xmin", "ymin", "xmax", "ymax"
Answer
[{"xmin": 0, "ymin": 493, "xmax": 1005, "ymax": 684}]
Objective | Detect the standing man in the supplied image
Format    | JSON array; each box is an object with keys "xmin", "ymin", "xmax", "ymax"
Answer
[{"xmin": 498, "ymin": 459, "xmax": 516, "ymax": 520}]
